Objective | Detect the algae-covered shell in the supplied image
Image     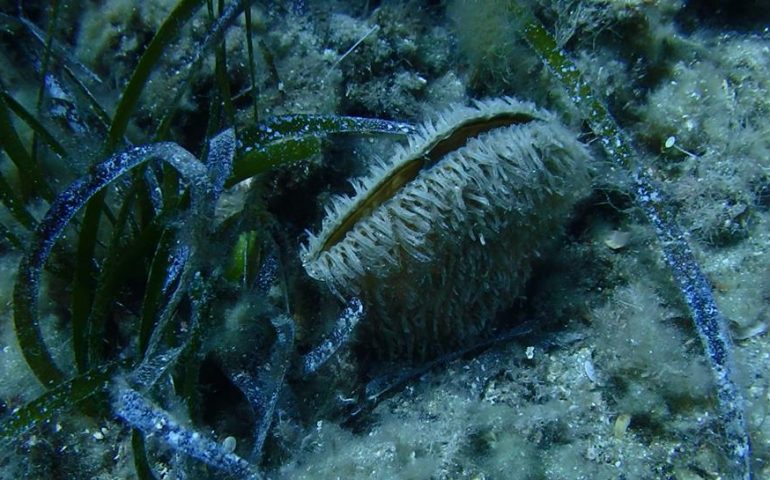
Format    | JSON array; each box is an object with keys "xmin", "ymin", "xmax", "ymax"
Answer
[{"xmin": 301, "ymin": 97, "xmax": 593, "ymax": 359}]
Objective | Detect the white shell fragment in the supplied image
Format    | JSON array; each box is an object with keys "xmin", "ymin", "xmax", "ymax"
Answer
[{"xmin": 604, "ymin": 230, "xmax": 631, "ymax": 250}]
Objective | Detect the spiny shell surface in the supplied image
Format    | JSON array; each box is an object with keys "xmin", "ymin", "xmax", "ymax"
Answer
[{"xmin": 301, "ymin": 97, "xmax": 593, "ymax": 359}]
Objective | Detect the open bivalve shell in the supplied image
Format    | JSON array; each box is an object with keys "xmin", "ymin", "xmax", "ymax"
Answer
[{"xmin": 301, "ymin": 97, "xmax": 593, "ymax": 359}]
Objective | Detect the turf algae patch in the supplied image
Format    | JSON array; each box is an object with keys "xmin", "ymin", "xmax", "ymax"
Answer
[{"xmin": 301, "ymin": 97, "xmax": 593, "ymax": 359}]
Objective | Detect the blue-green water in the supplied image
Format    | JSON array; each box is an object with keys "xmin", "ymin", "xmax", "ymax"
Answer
[{"xmin": 0, "ymin": 1, "xmax": 768, "ymax": 478}]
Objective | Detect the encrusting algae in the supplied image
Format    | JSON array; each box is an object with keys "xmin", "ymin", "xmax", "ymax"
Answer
[{"xmin": 301, "ymin": 97, "xmax": 593, "ymax": 359}]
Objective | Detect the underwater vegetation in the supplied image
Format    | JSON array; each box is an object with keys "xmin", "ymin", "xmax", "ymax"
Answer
[{"xmin": 0, "ymin": 0, "xmax": 768, "ymax": 479}]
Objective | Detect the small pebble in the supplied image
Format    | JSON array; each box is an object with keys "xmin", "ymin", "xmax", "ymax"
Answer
[{"xmin": 222, "ymin": 436, "xmax": 237, "ymax": 453}]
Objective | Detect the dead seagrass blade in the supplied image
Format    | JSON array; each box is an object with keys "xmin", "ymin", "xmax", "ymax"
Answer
[{"xmin": 301, "ymin": 97, "xmax": 593, "ymax": 359}]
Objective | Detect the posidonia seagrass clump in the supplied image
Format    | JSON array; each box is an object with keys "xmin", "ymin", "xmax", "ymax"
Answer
[{"xmin": 301, "ymin": 97, "xmax": 593, "ymax": 359}]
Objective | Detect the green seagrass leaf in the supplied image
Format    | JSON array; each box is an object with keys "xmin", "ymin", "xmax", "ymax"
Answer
[
  {"xmin": 0, "ymin": 91, "xmax": 51, "ymax": 202},
  {"xmin": 0, "ymin": 91, "xmax": 69, "ymax": 161},
  {"xmin": 14, "ymin": 143, "xmax": 210, "ymax": 388},
  {"xmin": 107, "ymin": 0, "xmax": 205, "ymax": 150},
  {"xmin": 227, "ymin": 114, "xmax": 415, "ymax": 187},
  {"xmin": 0, "ymin": 361, "xmax": 122, "ymax": 443}
]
